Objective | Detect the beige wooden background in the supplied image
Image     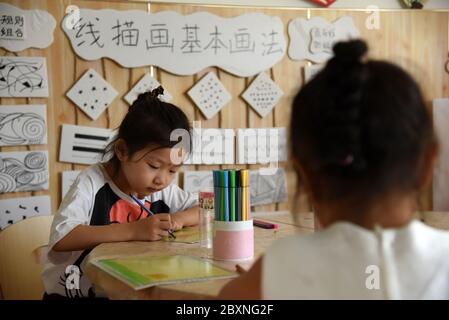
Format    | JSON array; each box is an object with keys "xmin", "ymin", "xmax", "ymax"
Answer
[{"xmin": 0, "ymin": 0, "xmax": 448, "ymax": 219}]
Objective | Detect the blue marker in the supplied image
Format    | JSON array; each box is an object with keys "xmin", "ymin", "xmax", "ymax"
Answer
[{"xmin": 129, "ymin": 194, "xmax": 176, "ymax": 239}]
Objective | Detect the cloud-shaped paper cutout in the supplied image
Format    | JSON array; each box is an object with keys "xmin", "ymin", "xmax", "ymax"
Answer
[
  {"xmin": 288, "ymin": 16, "xmax": 359, "ymax": 63},
  {"xmin": 61, "ymin": 10, "xmax": 286, "ymax": 77},
  {"xmin": 0, "ymin": 3, "xmax": 56, "ymax": 52}
]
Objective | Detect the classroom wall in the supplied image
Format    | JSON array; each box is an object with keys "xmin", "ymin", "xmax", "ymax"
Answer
[
  {"xmin": 0, "ymin": 0, "xmax": 448, "ymax": 219},
  {"xmin": 148, "ymin": 0, "xmax": 449, "ymax": 10}
]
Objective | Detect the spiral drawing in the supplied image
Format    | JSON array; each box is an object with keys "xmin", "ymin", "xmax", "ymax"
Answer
[
  {"xmin": 24, "ymin": 152, "xmax": 46, "ymax": 170},
  {"xmin": 0, "ymin": 151, "xmax": 48, "ymax": 193},
  {"xmin": 0, "ymin": 112, "xmax": 46, "ymax": 145},
  {"xmin": 0, "ymin": 172, "xmax": 16, "ymax": 193}
]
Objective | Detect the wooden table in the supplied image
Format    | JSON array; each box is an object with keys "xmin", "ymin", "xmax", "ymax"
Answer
[{"xmin": 85, "ymin": 211, "xmax": 312, "ymax": 300}]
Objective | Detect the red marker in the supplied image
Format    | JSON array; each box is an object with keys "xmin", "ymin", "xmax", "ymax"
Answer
[{"xmin": 253, "ymin": 219, "xmax": 278, "ymax": 229}]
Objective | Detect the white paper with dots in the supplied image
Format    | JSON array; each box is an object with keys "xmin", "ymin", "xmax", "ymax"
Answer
[
  {"xmin": 187, "ymin": 72, "xmax": 231, "ymax": 120},
  {"xmin": 66, "ymin": 68, "xmax": 118, "ymax": 120},
  {"xmin": 241, "ymin": 72, "xmax": 283, "ymax": 118},
  {"xmin": 0, "ymin": 195, "xmax": 51, "ymax": 230},
  {"xmin": 124, "ymin": 73, "xmax": 172, "ymax": 105}
]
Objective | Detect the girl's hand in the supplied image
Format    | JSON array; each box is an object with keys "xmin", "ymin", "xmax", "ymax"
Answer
[
  {"xmin": 130, "ymin": 214, "xmax": 172, "ymax": 241},
  {"xmin": 170, "ymin": 214, "xmax": 184, "ymax": 231}
]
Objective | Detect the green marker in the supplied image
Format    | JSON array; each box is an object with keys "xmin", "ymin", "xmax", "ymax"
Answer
[
  {"xmin": 219, "ymin": 170, "xmax": 225, "ymax": 221},
  {"xmin": 229, "ymin": 170, "xmax": 236, "ymax": 222}
]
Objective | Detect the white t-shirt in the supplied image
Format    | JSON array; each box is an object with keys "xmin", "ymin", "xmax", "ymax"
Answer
[
  {"xmin": 262, "ymin": 220, "xmax": 449, "ymax": 299},
  {"xmin": 42, "ymin": 163, "xmax": 197, "ymax": 298}
]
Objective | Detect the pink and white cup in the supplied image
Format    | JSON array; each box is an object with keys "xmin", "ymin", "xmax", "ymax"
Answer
[{"xmin": 212, "ymin": 220, "xmax": 254, "ymax": 261}]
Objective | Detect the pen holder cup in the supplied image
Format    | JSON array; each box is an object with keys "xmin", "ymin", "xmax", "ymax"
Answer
[{"xmin": 212, "ymin": 220, "xmax": 254, "ymax": 261}]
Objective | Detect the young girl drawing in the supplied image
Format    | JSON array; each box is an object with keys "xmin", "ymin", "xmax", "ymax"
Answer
[
  {"xmin": 221, "ymin": 40, "xmax": 449, "ymax": 299},
  {"xmin": 42, "ymin": 87, "xmax": 198, "ymax": 299}
]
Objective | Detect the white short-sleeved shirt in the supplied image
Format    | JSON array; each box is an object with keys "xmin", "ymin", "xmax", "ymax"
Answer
[
  {"xmin": 262, "ymin": 220, "xmax": 449, "ymax": 299},
  {"xmin": 42, "ymin": 163, "xmax": 197, "ymax": 298}
]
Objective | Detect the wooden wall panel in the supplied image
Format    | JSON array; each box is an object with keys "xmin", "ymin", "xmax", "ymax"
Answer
[{"xmin": 0, "ymin": 0, "xmax": 447, "ymax": 220}]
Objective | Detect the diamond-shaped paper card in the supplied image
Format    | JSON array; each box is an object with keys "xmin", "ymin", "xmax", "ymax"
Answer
[
  {"xmin": 242, "ymin": 72, "xmax": 283, "ymax": 118},
  {"xmin": 124, "ymin": 73, "xmax": 172, "ymax": 105},
  {"xmin": 66, "ymin": 68, "xmax": 118, "ymax": 120},
  {"xmin": 187, "ymin": 72, "xmax": 231, "ymax": 120}
]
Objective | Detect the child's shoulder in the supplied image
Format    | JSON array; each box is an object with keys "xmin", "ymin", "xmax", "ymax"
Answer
[{"xmin": 77, "ymin": 163, "xmax": 107, "ymax": 181}]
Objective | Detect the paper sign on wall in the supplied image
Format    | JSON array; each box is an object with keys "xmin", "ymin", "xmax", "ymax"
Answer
[
  {"xmin": 249, "ymin": 168, "xmax": 288, "ymax": 206},
  {"xmin": 433, "ymin": 99, "xmax": 449, "ymax": 211},
  {"xmin": 236, "ymin": 127, "xmax": 287, "ymax": 164},
  {"xmin": 183, "ymin": 170, "xmax": 213, "ymax": 194},
  {"xmin": 288, "ymin": 16, "xmax": 359, "ymax": 63},
  {"xmin": 60, "ymin": 124, "xmax": 116, "ymax": 165},
  {"xmin": 0, "ymin": 104, "xmax": 47, "ymax": 146},
  {"xmin": 184, "ymin": 128, "xmax": 235, "ymax": 165},
  {"xmin": 0, "ymin": 151, "xmax": 49, "ymax": 193},
  {"xmin": 66, "ymin": 68, "xmax": 118, "ymax": 120},
  {"xmin": 0, "ymin": 195, "xmax": 51, "ymax": 230},
  {"xmin": 61, "ymin": 170, "xmax": 81, "ymax": 199},
  {"xmin": 62, "ymin": 10, "xmax": 286, "ymax": 77},
  {"xmin": 0, "ymin": 3, "xmax": 56, "ymax": 52},
  {"xmin": 0, "ymin": 56, "xmax": 49, "ymax": 97},
  {"xmin": 124, "ymin": 73, "xmax": 172, "ymax": 105}
]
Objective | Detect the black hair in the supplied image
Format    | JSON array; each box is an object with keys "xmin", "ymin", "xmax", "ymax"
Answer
[
  {"xmin": 104, "ymin": 86, "xmax": 191, "ymax": 173},
  {"xmin": 290, "ymin": 39, "xmax": 435, "ymax": 204}
]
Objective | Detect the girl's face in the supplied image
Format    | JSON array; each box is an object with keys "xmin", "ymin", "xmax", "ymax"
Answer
[{"xmin": 119, "ymin": 145, "xmax": 183, "ymax": 196}]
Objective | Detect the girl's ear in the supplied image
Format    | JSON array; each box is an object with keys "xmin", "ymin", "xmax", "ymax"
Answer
[{"xmin": 114, "ymin": 139, "xmax": 129, "ymax": 161}]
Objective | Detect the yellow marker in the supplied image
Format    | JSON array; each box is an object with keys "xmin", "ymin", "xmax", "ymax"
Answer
[{"xmin": 241, "ymin": 169, "xmax": 249, "ymax": 221}]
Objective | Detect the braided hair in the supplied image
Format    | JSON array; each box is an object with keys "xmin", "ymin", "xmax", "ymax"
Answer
[{"xmin": 290, "ymin": 39, "xmax": 434, "ymax": 203}]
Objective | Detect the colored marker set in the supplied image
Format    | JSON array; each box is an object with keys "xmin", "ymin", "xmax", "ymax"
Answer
[
  {"xmin": 212, "ymin": 169, "xmax": 254, "ymax": 261},
  {"xmin": 213, "ymin": 169, "xmax": 250, "ymax": 222}
]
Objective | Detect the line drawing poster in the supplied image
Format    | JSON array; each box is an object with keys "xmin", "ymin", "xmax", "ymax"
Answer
[
  {"xmin": 0, "ymin": 104, "xmax": 47, "ymax": 146},
  {"xmin": 66, "ymin": 68, "xmax": 118, "ymax": 120},
  {"xmin": 60, "ymin": 124, "xmax": 116, "ymax": 165},
  {"xmin": 61, "ymin": 170, "xmax": 81, "ymax": 199},
  {"xmin": 0, "ymin": 56, "xmax": 49, "ymax": 97},
  {"xmin": 0, "ymin": 195, "xmax": 51, "ymax": 230},
  {"xmin": 62, "ymin": 10, "xmax": 286, "ymax": 77},
  {"xmin": 0, "ymin": 150, "xmax": 49, "ymax": 193}
]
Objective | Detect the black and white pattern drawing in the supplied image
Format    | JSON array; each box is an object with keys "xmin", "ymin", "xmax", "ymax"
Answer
[
  {"xmin": 66, "ymin": 68, "xmax": 118, "ymax": 120},
  {"xmin": 0, "ymin": 56, "xmax": 49, "ymax": 97},
  {"xmin": 61, "ymin": 170, "xmax": 81, "ymax": 199},
  {"xmin": 249, "ymin": 168, "xmax": 287, "ymax": 206},
  {"xmin": 236, "ymin": 127, "xmax": 287, "ymax": 164},
  {"xmin": 60, "ymin": 124, "xmax": 116, "ymax": 165},
  {"xmin": 241, "ymin": 72, "xmax": 283, "ymax": 118},
  {"xmin": 0, "ymin": 151, "xmax": 49, "ymax": 193},
  {"xmin": 124, "ymin": 73, "xmax": 172, "ymax": 105},
  {"xmin": 0, "ymin": 195, "xmax": 51, "ymax": 230},
  {"xmin": 0, "ymin": 104, "xmax": 47, "ymax": 146},
  {"xmin": 187, "ymin": 72, "xmax": 231, "ymax": 120},
  {"xmin": 183, "ymin": 170, "xmax": 213, "ymax": 194}
]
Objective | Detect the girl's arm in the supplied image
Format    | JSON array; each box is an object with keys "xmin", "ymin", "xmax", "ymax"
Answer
[
  {"xmin": 52, "ymin": 214, "xmax": 173, "ymax": 252},
  {"xmin": 171, "ymin": 205, "xmax": 199, "ymax": 230}
]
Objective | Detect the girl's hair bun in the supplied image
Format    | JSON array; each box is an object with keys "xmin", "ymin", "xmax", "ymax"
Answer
[
  {"xmin": 332, "ymin": 39, "xmax": 368, "ymax": 65},
  {"xmin": 148, "ymin": 85, "xmax": 164, "ymax": 99}
]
